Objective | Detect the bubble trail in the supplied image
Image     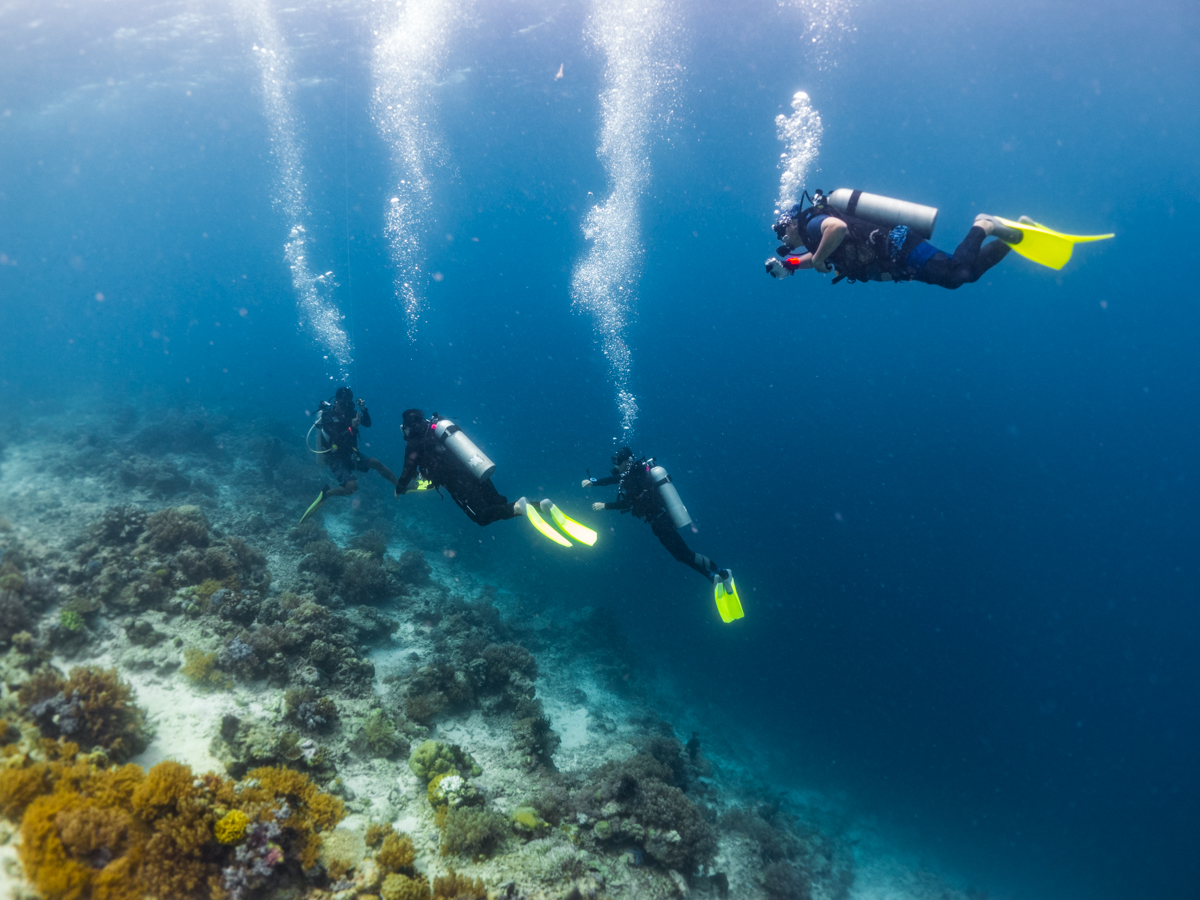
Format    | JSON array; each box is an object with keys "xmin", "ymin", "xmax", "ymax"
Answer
[
  {"xmin": 571, "ymin": 0, "xmax": 679, "ymax": 438},
  {"xmin": 775, "ymin": 90, "xmax": 823, "ymax": 215},
  {"xmin": 371, "ymin": 0, "xmax": 463, "ymax": 340},
  {"xmin": 237, "ymin": 0, "xmax": 351, "ymax": 378},
  {"xmin": 787, "ymin": 0, "xmax": 859, "ymax": 71}
]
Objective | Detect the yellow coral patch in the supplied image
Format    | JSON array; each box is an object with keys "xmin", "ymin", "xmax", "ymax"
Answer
[{"xmin": 214, "ymin": 809, "xmax": 249, "ymax": 844}]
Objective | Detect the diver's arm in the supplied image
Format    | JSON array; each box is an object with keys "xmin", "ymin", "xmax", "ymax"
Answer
[
  {"xmin": 810, "ymin": 217, "xmax": 847, "ymax": 273},
  {"xmin": 394, "ymin": 442, "xmax": 420, "ymax": 494},
  {"xmin": 358, "ymin": 405, "xmax": 372, "ymax": 428},
  {"xmin": 593, "ymin": 497, "xmax": 631, "ymax": 512},
  {"xmin": 591, "ymin": 474, "xmax": 622, "ymax": 487}
]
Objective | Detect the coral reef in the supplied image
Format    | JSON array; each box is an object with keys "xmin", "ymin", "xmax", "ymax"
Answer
[
  {"xmin": 6, "ymin": 751, "xmax": 344, "ymax": 900},
  {"xmin": 211, "ymin": 714, "xmax": 327, "ymax": 781},
  {"xmin": 433, "ymin": 869, "xmax": 487, "ymax": 900},
  {"xmin": 356, "ymin": 708, "xmax": 406, "ymax": 759},
  {"xmin": 376, "ymin": 830, "xmax": 417, "ymax": 871},
  {"xmin": 439, "ymin": 806, "xmax": 508, "ymax": 860},
  {"xmin": 382, "ymin": 872, "xmax": 432, "ymax": 900},
  {"xmin": 142, "ymin": 505, "xmax": 211, "ymax": 552},
  {"xmin": 763, "ymin": 860, "xmax": 813, "ymax": 900},
  {"xmin": 408, "ymin": 740, "xmax": 480, "ymax": 782},
  {"xmin": 181, "ymin": 647, "xmax": 234, "ymax": 690},
  {"xmin": 19, "ymin": 666, "xmax": 148, "ymax": 762}
]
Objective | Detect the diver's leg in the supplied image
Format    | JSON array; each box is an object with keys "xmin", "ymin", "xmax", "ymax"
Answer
[
  {"xmin": 326, "ymin": 478, "xmax": 357, "ymax": 498},
  {"xmin": 323, "ymin": 456, "xmax": 357, "ymax": 497},
  {"xmin": 966, "ymin": 240, "xmax": 1012, "ymax": 282},
  {"xmin": 364, "ymin": 457, "xmax": 399, "ymax": 486},
  {"xmin": 916, "ymin": 226, "xmax": 987, "ymax": 289},
  {"xmin": 461, "ymin": 480, "xmax": 516, "ymax": 526},
  {"xmin": 652, "ymin": 517, "xmax": 719, "ymax": 579}
]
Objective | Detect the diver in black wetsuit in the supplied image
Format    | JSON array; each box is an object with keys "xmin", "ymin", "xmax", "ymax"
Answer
[
  {"xmin": 765, "ymin": 194, "xmax": 1017, "ymax": 289},
  {"xmin": 583, "ymin": 447, "xmax": 729, "ymax": 584},
  {"xmin": 315, "ymin": 387, "xmax": 399, "ymax": 499},
  {"xmin": 395, "ymin": 409, "xmax": 529, "ymax": 526}
]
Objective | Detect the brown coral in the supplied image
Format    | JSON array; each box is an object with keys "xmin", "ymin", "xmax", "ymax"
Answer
[
  {"xmin": 19, "ymin": 667, "xmax": 148, "ymax": 762},
  {"xmin": 376, "ymin": 830, "xmax": 416, "ymax": 872},
  {"xmin": 6, "ymin": 753, "xmax": 345, "ymax": 900},
  {"xmin": 382, "ymin": 872, "xmax": 432, "ymax": 900},
  {"xmin": 433, "ymin": 869, "xmax": 487, "ymax": 900},
  {"xmin": 236, "ymin": 765, "xmax": 346, "ymax": 868}
]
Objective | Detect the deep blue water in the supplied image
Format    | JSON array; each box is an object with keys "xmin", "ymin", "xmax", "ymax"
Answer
[{"xmin": 2, "ymin": 1, "xmax": 1198, "ymax": 899}]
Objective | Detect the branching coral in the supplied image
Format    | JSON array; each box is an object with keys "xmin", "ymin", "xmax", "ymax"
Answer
[
  {"xmin": 763, "ymin": 860, "xmax": 813, "ymax": 900},
  {"xmin": 439, "ymin": 806, "xmax": 507, "ymax": 860},
  {"xmin": 358, "ymin": 709, "xmax": 405, "ymax": 758},
  {"xmin": 376, "ymin": 830, "xmax": 417, "ymax": 872},
  {"xmin": 433, "ymin": 869, "xmax": 487, "ymax": 900},
  {"xmin": 91, "ymin": 505, "xmax": 147, "ymax": 545},
  {"xmin": 351, "ymin": 529, "xmax": 389, "ymax": 559},
  {"xmin": 284, "ymin": 687, "xmax": 338, "ymax": 732},
  {"xmin": 235, "ymin": 765, "xmax": 346, "ymax": 869},
  {"xmin": 341, "ymin": 551, "xmax": 392, "ymax": 604},
  {"xmin": 142, "ymin": 505, "xmax": 211, "ymax": 552},
  {"xmin": 181, "ymin": 648, "xmax": 234, "ymax": 691},
  {"xmin": 512, "ymin": 705, "xmax": 561, "ymax": 774},
  {"xmin": 7, "ymin": 753, "xmax": 345, "ymax": 900},
  {"xmin": 382, "ymin": 872, "xmax": 432, "ymax": 900},
  {"xmin": 20, "ymin": 666, "xmax": 148, "ymax": 762}
]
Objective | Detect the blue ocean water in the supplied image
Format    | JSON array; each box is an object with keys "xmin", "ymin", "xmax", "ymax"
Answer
[{"xmin": 1, "ymin": 0, "xmax": 1197, "ymax": 898}]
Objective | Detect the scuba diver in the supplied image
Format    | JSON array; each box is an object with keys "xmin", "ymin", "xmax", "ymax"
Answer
[
  {"xmin": 396, "ymin": 409, "xmax": 597, "ymax": 548},
  {"xmin": 583, "ymin": 447, "xmax": 744, "ymax": 623},
  {"xmin": 300, "ymin": 386, "xmax": 399, "ymax": 523},
  {"xmin": 765, "ymin": 188, "xmax": 1112, "ymax": 288}
]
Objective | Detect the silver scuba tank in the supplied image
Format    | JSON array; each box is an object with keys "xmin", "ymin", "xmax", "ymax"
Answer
[
  {"xmin": 827, "ymin": 188, "xmax": 938, "ymax": 238},
  {"xmin": 648, "ymin": 464, "xmax": 692, "ymax": 530},
  {"xmin": 432, "ymin": 419, "xmax": 497, "ymax": 482}
]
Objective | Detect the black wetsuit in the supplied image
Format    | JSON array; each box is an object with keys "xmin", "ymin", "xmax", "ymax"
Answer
[
  {"xmin": 913, "ymin": 225, "xmax": 1012, "ymax": 289},
  {"xmin": 595, "ymin": 461, "xmax": 720, "ymax": 581},
  {"xmin": 320, "ymin": 403, "xmax": 371, "ymax": 486},
  {"xmin": 397, "ymin": 424, "xmax": 516, "ymax": 526}
]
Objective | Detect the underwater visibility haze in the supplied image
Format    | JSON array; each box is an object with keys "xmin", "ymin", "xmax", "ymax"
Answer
[{"xmin": 0, "ymin": 1, "xmax": 1198, "ymax": 899}]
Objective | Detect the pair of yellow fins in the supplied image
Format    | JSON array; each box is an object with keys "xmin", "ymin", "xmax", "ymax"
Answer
[
  {"xmin": 523, "ymin": 498, "xmax": 598, "ymax": 548},
  {"xmin": 996, "ymin": 216, "xmax": 1114, "ymax": 270},
  {"xmin": 522, "ymin": 497, "xmax": 745, "ymax": 625},
  {"xmin": 402, "ymin": 482, "xmax": 595, "ymax": 548}
]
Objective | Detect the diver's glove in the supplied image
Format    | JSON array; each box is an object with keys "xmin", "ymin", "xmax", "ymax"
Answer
[
  {"xmin": 592, "ymin": 502, "xmax": 606, "ymax": 512},
  {"xmin": 765, "ymin": 257, "xmax": 797, "ymax": 279},
  {"xmin": 581, "ymin": 478, "xmax": 595, "ymax": 488}
]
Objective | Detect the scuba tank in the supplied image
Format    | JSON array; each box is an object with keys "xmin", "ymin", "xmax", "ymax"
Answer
[
  {"xmin": 432, "ymin": 417, "xmax": 496, "ymax": 482},
  {"xmin": 827, "ymin": 188, "xmax": 938, "ymax": 239},
  {"xmin": 648, "ymin": 464, "xmax": 692, "ymax": 530},
  {"xmin": 306, "ymin": 405, "xmax": 334, "ymax": 467}
]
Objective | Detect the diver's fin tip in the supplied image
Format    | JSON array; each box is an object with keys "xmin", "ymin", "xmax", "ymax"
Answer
[
  {"xmin": 542, "ymin": 500, "xmax": 598, "ymax": 546},
  {"xmin": 713, "ymin": 570, "xmax": 745, "ymax": 623},
  {"xmin": 525, "ymin": 504, "xmax": 572, "ymax": 547}
]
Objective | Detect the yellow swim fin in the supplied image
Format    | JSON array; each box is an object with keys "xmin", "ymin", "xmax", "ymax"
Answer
[
  {"xmin": 412, "ymin": 478, "xmax": 434, "ymax": 491},
  {"xmin": 714, "ymin": 571, "xmax": 745, "ymax": 623},
  {"xmin": 996, "ymin": 216, "xmax": 1114, "ymax": 270},
  {"xmin": 540, "ymin": 500, "xmax": 598, "ymax": 546},
  {"xmin": 518, "ymin": 498, "xmax": 571, "ymax": 547},
  {"xmin": 299, "ymin": 489, "xmax": 326, "ymax": 524}
]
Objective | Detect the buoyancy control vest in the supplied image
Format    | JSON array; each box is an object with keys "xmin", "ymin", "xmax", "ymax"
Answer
[{"xmin": 795, "ymin": 190, "xmax": 925, "ymax": 284}]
